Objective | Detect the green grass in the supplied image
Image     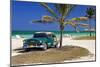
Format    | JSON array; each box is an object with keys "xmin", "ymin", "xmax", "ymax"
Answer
[
  {"xmin": 11, "ymin": 46, "xmax": 90, "ymax": 65},
  {"xmin": 73, "ymin": 36, "xmax": 96, "ymax": 40}
]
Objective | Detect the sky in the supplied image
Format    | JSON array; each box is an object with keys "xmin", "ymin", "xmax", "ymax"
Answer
[{"xmin": 12, "ymin": 1, "xmax": 96, "ymax": 31}]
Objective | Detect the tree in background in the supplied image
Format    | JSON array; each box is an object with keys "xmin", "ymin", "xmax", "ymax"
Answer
[{"xmin": 86, "ymin": 7, "xmax": 95, "ymax": 36}]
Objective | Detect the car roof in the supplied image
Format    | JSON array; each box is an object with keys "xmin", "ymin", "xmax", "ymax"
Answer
[{"xmin": 35, "ymin": 32, "xmax": 54, "ymax": 35}]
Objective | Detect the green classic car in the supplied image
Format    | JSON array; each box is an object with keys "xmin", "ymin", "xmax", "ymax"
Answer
[{"xmin": 23, "ymin": 32, "xmax": 58, "ymax": 51}]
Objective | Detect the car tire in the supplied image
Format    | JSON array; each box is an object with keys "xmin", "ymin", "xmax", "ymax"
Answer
[
  {"xmin": 54, "ymin": 42, "xmax": 58, "ymax": 48},
  {"xmin": 43, "ymin": 43, "xmax": 48, "ymax": 50},
  {"xmin": 54, "ymin": 45, "xmax": 57, "ymax": 48},
  {"xmin": 24, "ymin": 48, "xmax": 30, "ymax": 51}
]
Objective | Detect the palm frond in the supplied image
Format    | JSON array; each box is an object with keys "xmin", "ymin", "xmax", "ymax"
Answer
[
  {"xmin": 71, "ymin": 17, "xmax": 88, "ymax": 21},
  {"xmin": 86, "ymin": 7, "xmax": 95, "ymax": 18},
  {"xmin": 64, "ymin": 20, "xmax": 89, "ymax": 32},
  {"xmin": 32, "ymin": 19, "xmax": 54, "ymax": 23},
  {"xmin": 32, "ymin": 20, "xmax": 43, "ymax": 23},
  {"xmin": 42, "ymin": 15, "xmax": 55, "ymax": 22},
  {"xmin": 78, "ymin": 23, "xmax": 89, "ymax": 28},
  {"xmin": 55, "ymin": 4, "xmax": 74, "ymax": 19},
  {"xmin": 32, "ymin": 15, "xmax": 56, "ymax": 23},
  {"xmin": 40, "ymin": 3, "xmax": 58, "ymax": 18},
  {"xmin": 68, "ymin": 22, "xmax": 79, "ymax": 32}
]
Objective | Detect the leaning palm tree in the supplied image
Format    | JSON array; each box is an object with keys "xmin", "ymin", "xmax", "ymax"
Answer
[
  {"xmin": 32, "ymin": 3, "xmax": 88, "ymax": 48},
  {"xmin": 86, "ymin": 7, "xmax": 95, "ymax": 36}
]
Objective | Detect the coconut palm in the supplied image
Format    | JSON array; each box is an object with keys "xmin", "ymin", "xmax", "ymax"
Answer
[
  {"xmin": 86, "ymin": 7, "xmax": 95, "ymax": 36},
  {"xmin": 32, "ymin": 3, "xmax": 89, "ymax": 48}
]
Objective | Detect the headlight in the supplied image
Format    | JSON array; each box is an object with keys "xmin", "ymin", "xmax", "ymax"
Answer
[
  {"xmin": 39, "ymin": 40, "xmax": 42, "ymax": 43},
  {"xmin": 39, "ymin": 41, "xmax": 43, "ymax": 45}
]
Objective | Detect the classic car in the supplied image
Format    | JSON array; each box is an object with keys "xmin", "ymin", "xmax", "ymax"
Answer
[{"xmin": 23, "ymin": 32, "xmax": 58, "ymax": 51}]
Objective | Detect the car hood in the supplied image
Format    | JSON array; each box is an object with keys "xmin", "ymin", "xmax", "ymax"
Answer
[{"xmin": 24, "ymin": 37, "xmax": 48, "ymax": 43}]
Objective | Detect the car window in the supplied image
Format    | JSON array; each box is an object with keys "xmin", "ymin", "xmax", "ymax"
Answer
[
  {"xmin": 48, "ymin": 34, "xmax": 52, "ymax": 37},
  {"xmin": 48, "ymin": 34, "xmax": 56, "ymax": 38},
  {"xmin": 33, "ymin": 33, "xmax": 47, "ymax": 38}
]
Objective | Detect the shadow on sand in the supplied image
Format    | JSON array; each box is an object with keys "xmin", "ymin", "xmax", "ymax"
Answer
[{"xmin": 13, "ymin": 47, "xmax": 46, "ymax": 53}]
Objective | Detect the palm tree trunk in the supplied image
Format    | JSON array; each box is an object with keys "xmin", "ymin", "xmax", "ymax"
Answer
[
  {"xmin": 59, "ymin": 19, "xmax": 64, "ymax": 48},
  {"xmin": 89, "ymin": 27, "xmax": 92, "ymax": 36},
  {"xmin": 89, "ymin": 19, "xmax": 92, "ymax": 36},
  {"xmin": 59, "ymin": 26, "xmax": 63, "ymax": 48}
]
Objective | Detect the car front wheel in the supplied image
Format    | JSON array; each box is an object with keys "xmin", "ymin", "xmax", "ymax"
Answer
[
  {"xmin": 24, "ymin": 48, "xmax": 30, "ymax": 51},
  {"xmin": 43, "ymin": 43, "xmax": 48, "ymax": 50}
]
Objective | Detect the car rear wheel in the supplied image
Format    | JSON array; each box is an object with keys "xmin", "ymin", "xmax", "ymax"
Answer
[
  {"xmin": 54, "ymin": 42, "xmax": 58, "ymax": 48},
  {"xmin": 54, "ymin": 44, "xmax": 57, "ymax": 48}
]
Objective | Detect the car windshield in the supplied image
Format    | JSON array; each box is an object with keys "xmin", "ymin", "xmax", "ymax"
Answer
[{"xmin": 33, "ymin": 33, "xmax": 48, "ymax": 38}]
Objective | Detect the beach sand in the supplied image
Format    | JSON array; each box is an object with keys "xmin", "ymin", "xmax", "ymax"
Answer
[{"xmin": 11, "ymin": 36, "xmax": 95, "ymax": 62}]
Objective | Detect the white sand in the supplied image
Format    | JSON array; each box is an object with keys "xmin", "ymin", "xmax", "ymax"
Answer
[
  {"xmin": 11, "ymin": 37, "xmax": 95, "ymax": 61},
  {"xmin": 60, "ymin": 37, "xmax": 95, "ymax": 54}
]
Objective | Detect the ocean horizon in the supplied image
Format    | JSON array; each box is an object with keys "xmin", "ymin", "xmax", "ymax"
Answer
[{"xmin": 11, "ymin": 31, "xmax": 96, "ymax": 38}]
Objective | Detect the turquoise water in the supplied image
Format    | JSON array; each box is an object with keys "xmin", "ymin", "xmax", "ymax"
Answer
[{"xmin": 12, "ymin": 31, "xmax": 96, "ymax": 38}]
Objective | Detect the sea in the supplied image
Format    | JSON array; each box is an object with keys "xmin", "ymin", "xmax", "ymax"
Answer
[{"xmin": 12, "ymin": 31, "xmax": 96, "ymax": 39}]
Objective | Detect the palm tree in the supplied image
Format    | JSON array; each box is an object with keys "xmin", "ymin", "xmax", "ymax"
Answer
[
  {"xmin": 32, "ymin": 3, "xmax": 88, "ymax": 48},
  {"xmin": 86, "ymin": 7, "xmax": 95, "ymax": 36}
]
